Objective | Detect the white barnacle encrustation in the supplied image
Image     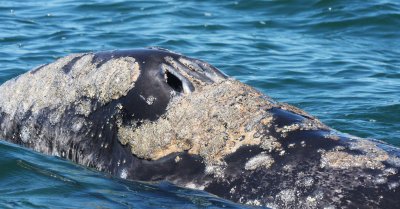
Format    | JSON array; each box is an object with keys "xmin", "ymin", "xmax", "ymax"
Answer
[
  {"xmin": 388, "ymin": 182, "xmax": 399, "ymax": 190},
  {"xmin": 19, "ymin": 126, "xmax": 31, "ymax": 143},
  {"xmin": 117, "ymin": 80, "xmax": 284, "ymax": 170},
  {"xmin": 0, "ymin": 54, "xmax": 140, "ymax": 119},
  {"xmin": 320, "ymin": 138, "xmax": 391, "ymax": 170},
  {"xmin": 146, "ymin": 96, "xmax": 156, "ymax": 105},
  {"xmin": 245, "ymin": 199, "xmax": 262, "ymax": 206},
  {"xmin": 245, "ymin": 153, "xmax": 274, "ymax": 170},
  {"xmin": 276, "ymin": 189, "xmax": 296, "ymax": 204},
  {"xmin": 120, "ymin": 168, "xmax": 128, "ymax": 179},
  {"xmin": 71, "ymin": 120, "xmax": 84, "ymax": 133}
]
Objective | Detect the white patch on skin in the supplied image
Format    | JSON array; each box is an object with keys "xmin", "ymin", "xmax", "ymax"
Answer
[
  {"xmin": 303, "ymin": 177, "xmax": 314, "ymax": 187},
  {"xmin": 120, "ymin": 168, "xmax": 128, "ymax": 179},
  {"xmin": 374, "ymin": 177, "xmax": 387, "ymax": 185},
  {"xmin": 384, "ymin": 168, "xmax": 398, "ymax": 175},
  {"xmin": 185, "ymin": 182, "xmax": 205, "ymax": 190},
  {"xmin": 145, "ymin": 96, "xmax": 156, "ymax": 105},
  {"xmin": 245, "ymin": 199, "xmax": 262, "ymax": 206},
  {"xmin": 275, "ymin": 117, "xmax": 328, "ymax": 136},
  {"xmin": 174, "ymin": 156, "xmax": 181, "ymax": 163},
  {"xmin": 205, "ymin": 164, "xmax": 225, "ymax": 178},
  {"xmin": 388, "ymin": 182, "xmax": 399, "ymax": 190},
  {"xmin": 276, "ymin": 189, "xmax": 296, "ymax": 203},
  {"xmin": 296, "ymin": 176, "xmax": 315, "ymax": 188},
  {"xmin": 229, "ymin": 186, "xmax": 236, "ymax": 194},
  {"xmin": 320, "ymin": 139, "xmax": 390, "ymax": 170},
  {"xmin": 19, "ymin": 126, "xmax": 30, "ymax": 143},
  {"xmin": 72, "ymin": 120, "xmax": 84, "ymax": 133},
  {"xmin": 301, "ymin": 140, "xmax": 306, "ymax": 147},
  {"xmin": 245, "ymin": 153, "xmax": 274, "ymax": 170}
]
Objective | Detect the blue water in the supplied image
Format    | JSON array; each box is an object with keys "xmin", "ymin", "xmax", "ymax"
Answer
[{"xmin": 0, "ymin": 0, "xmax": 399, "ymax": 208}]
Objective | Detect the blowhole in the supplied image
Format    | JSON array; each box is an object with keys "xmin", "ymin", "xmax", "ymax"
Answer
[{"xmin": 165, "ymin": 70, "xmax": 183, "ymax": 93}]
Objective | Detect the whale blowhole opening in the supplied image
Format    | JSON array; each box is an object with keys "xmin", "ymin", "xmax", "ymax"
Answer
[{"xmin": 165, "ymin": 70, "xmax": 183, "ymax": 93}]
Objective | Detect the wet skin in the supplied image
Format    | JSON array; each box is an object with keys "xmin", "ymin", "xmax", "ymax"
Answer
[{"xmin": 1, "ymin": 48, "xmax": 400, "ymax": 208}]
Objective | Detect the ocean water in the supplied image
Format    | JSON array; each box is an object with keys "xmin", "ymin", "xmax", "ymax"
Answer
[{"xmin": 0, "ymin": 0, "xmax": 399, "ymax": 208}]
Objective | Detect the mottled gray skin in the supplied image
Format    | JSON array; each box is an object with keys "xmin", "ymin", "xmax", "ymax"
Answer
[{"xmin": 1, "ymin": 48, "xmax": 400, "ymax": 209}]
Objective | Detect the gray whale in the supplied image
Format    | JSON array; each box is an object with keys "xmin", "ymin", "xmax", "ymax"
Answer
[{"xmin": 1, "ymin": 48, "xmax": 400, "ymax": 208}]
